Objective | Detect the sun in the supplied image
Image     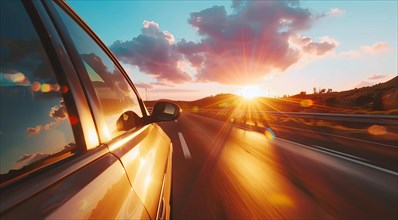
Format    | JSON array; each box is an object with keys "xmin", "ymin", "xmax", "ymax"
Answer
[{"xmin": 241, "ymin": 86, "xmax": 260, "ymax": 99}]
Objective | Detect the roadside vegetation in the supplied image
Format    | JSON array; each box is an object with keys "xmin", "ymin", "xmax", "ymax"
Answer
[{"xmin": 145, "ymin": 76, "xmax": 397, "ymax": 115}]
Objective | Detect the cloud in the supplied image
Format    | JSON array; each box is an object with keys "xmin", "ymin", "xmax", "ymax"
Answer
[
  {"xmin": 1, "ymin": 40, "xmax": 58, "ymax": 86},
  {"xmin": 16, "ymin": 154, "xmax": 34, "ymax": 163},
  {"xmin": 26, "ymin": 125, "xmax": 42, "ymax": 136},
  {"xmin": 0, "ymin": 40, "xmax": 41, "ymax": 73},
  {"xmin": 151, "ymin": 81, "xmax": 174, "ymax": 87},
  {"xmin": 289, "ymin": 34, "xmax": 337, "ymax": 56},
  {"xmin": 355, "ymin": 80, "xmax": 374, "ymax": 88},
  {"xmin": 135, "ymin": 82, "xmax": 154, "ymax": 89},
  {"xmin": 178, "ymin": 1, "xmax": 335, "ymax": 84},
  {"xmin": 26, "ymin": 99, "xmax": 68, "ymax": 136},
  {"xmin": 303, "ymin": 41, "xmax": 336, "ymax": 56},
  {"xmin": 110, "ymin": 20, "xmax": 191, "ymax": 83},
  {"xmin": 341, "ymin": 42, "xmax": 390, "ymax": 58},
  {"xmin": 151, "ymin": 88, "xmax": 198, "ymax": 93},
  {"xmin": 14, "ymin": 153, "xmax": 50, "ymax": 170},
  {"xmin": 1, "ymin": 71, "xmax": 31, "ymax": 86},
  {"xmin": 49, "ymin": 99, "xmax": 68, "ymax": 120},
  {"xmin": 355, "ymin": 73, "xmax": 391, "ymax": 88},
  {"xmin": 368, "ymin": 73, "xmax": 388, "ymax": 80},
  {"xmin": 361, "ymin": 42, "xmax": 390, "ymax": 54},
  {"xmin": 328, "ymin": 8, "xmax": 345, "ymax": 16},
  {"xmin": 111, "ymin": 0, "xmax": 336, "ymax": 85}
]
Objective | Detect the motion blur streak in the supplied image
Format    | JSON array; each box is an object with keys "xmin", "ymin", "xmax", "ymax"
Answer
[
  {"xmin": 160, "ymin": 112, "xmax": 397, "ymax": 219},
  {"xmin": 201, "ymin": 129, "xmax": 330, "ymax": 219}
]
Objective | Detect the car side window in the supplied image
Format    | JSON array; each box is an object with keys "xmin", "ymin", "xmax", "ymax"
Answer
[
  {"xmin": 0, "ymin": 1, "xmax": 76, "ymax": 184},
  {"xmin": 53, "ymin": 4, "xmax": 143, "ymax": 140}
]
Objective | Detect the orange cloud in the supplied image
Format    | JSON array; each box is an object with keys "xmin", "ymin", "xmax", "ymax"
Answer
[
  {"xmin": 110, "ymin": 20, "xmax": 191, "ymax": 84},
  {"xmin": 179, "ymin": 1, "xmax": 336, "ymax": 84},
  {"xmin": 289, "ymin": 34, "xmax": 338, "ymax": 56},
  {"xmin": 111, "ymin": 0, "xmax": 337, "ymax": 85},
  {"xmin": 26, "ymin": 99, "xmax": 68, "ymax": 136},
  {"xmin": 26, "ymin": 125, "xmax": 42, "ymax": 136},
  {"xmin": 361, "ymin": 42, "xmax": 390, "ymax": 54},
  {"xmin": 340, "ymin": 42, "xmax": 390, "ymax": 58}
]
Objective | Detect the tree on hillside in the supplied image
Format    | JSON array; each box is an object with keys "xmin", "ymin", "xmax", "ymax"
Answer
[
  {"xmin": 355, "ymin": 94, "xmax": 372, "ymax": 106},
  {"xmin": 325, "ymin": 96, "xmax": 338, "ymax": 106},
  {"xmin": 372, "ymin": 92, "xmax": 384, "ymax": 111}
]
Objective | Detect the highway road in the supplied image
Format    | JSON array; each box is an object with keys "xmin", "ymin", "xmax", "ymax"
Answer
[{"xmin": 158, "ymin": 112, "xmax": 398, "ymax": 219}]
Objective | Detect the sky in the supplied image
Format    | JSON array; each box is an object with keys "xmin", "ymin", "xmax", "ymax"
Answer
[{"xmin": 67, "ymin": 0, "xmax": 397, "ymax": 101}]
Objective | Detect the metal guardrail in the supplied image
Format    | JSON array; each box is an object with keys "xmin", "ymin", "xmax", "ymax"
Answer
[{"xmin": 185, "ymin": 109, "xmax": 398, "ymax": 125}]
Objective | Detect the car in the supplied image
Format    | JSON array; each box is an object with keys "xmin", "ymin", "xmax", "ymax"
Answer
[{"xmin": 0, "ymin": 0, "xmax": 180, "ymax": 219}]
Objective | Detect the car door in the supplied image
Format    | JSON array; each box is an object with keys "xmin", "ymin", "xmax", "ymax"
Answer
[
  {"xmin": 44, "ymin": 1, "xmax": 173, "ymax": 219},
  {"xmin": 0, "ymin": 1, "xmax": 149, "ymax": 219}
]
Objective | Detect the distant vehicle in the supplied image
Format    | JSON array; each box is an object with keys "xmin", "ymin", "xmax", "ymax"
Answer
[{"xmin": 0, "ymin": 0, "xmax": 180, "ymax": 219}]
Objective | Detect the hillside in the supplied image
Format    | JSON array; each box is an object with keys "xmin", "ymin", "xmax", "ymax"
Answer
[
  {"xmin": 145, "ymin": 76, "xmax": 398, "ymax": 115},
  {"xmin": 288, "ymin": 76, "xmax": 398, "ymax": 113}
]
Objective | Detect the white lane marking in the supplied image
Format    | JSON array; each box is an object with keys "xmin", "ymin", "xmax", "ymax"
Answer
[
  {"xmin": 312, "ymin": 145, "xmax": 367, "ymax": 161},
  {"xmin": 178, "ymin": 132, "xmax": 191, "ymax": 159},
  {"xmin": 277, "ymin": 138, "xmax": 398, "ymax": 176}
]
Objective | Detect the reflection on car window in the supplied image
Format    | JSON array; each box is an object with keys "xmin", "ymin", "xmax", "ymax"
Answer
[
  {"xmin": 53, "ymin": 4, "xmax": 143, "ymax": 139},
  {"xmin": 0, "ymin": 1, "xmax": 75, "ymax": 184}
]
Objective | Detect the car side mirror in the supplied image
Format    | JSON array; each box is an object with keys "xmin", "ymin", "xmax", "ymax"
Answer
[
  {"xmin": 150, "ymin": 101, "xmax": 181, "ymax": 123},
  {"xmin": 116, "ymin": 111, "xmax": 142, "ymax": 131}
]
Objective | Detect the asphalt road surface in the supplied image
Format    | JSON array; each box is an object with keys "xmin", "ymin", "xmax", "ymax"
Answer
[{"xmin": 159, "ymin": 112, "xmax": 397, "ymax": 219}]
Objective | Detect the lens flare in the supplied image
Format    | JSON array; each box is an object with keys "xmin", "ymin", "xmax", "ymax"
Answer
[
  {"xmin": 62, "ymin": 85, "xmax": 69, "ymax": 94},
  {"xmin": 41, "ymin": 84, "xmax": 52, "ymax": 93},
  {"xmin": 242, "ymin": 86, "xmax": 260, "ymax": 99},
  {"xmin": 69, "ymin": 114, "xmax": 79, "ymax": 125},
  {"xmin": 53, "ymin": 84, "xmax": 61, "ymax": 92},
  {"xmin": 265, "ymin": 128, "xmax": 276, "ymax": 140},
  {"xmin": 300, "ymin": 99, "xmax": 313, "ymax": 107},
  {"xmin": 9, "ymin": 72, "xmax": 26, "ymax": 83},
  {"xmin": 31, "ymin": 81, "xmax": 41, "ymax": 92},
  {"xmin": 368, "ymin": 125, "xmax": 387, "ymax": 135}
]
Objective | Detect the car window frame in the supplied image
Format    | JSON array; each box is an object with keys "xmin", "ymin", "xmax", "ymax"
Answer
[
  {"xmin": 44, "ymin": 0, "xmax": 150, "ymax": 144},
  {"xmin": 0, "ymin": 0, "xmax": 80, "ymax": 187},
  {"xmin": 20, "ymin": 0, "xmax": 87, "ymax": 149},
  {"xmin": 0, "ymin": 0, "xmax": 101, "ymax": 201}
]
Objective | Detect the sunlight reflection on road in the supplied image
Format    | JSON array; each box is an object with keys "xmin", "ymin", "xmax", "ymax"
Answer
[
  {"xmin": 211, "ymin": 129, "xmax": 329, "ymax": 219},
  {"xmin": 174, "ymin": 113, "xmax": 397, "ymax": 219}
]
